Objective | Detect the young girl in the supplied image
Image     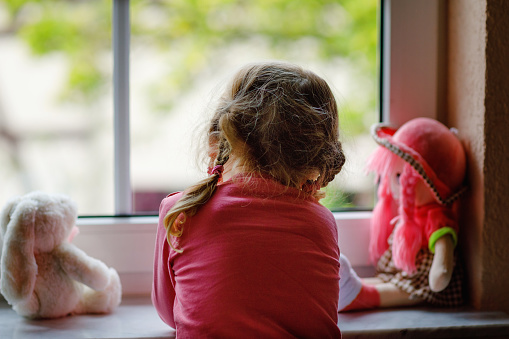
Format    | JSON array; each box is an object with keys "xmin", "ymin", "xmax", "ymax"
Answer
[{"xmin": 152, "ymin": 62, "xmax": 345, "ymax": 338}]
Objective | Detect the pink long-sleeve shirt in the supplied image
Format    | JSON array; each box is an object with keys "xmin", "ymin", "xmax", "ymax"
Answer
[{"xmin": 152, "ymin": 176, "xmax": 341, "ymax": 338}]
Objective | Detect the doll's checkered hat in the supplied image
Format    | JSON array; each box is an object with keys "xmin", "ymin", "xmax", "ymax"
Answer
[{"xmin": 371, "ymin": 118, "xmax": 467, "ymax": 206}]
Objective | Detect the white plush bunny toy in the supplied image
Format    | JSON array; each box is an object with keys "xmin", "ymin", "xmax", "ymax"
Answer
[{"xmin": 0, "ymin": 191, "xmax": 121, "ymax": 319}]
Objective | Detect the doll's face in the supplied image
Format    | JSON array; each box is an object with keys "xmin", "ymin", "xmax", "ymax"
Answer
[
  {"xmin": 389, "ymin": 158, "xmax": 405, "ymax": 201},
  {"xmin": 389, "ymin": 158, "xmax": 435, "ymax": 206}
]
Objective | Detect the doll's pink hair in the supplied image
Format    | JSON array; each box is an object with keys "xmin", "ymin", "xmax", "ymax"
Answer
[
  {"xmin": 392, "ymin": 164, "xmax": 423, "ymax": 273},
  {"xmin": 367, "ymin": 146, "xmax": 424, "ymax": 273},
  {"xmin": 366, "ymin": 146, "xmax": 398, "ymax": 264}
]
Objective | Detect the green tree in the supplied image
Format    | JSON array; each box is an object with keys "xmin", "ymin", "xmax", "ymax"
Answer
[
  {"xmin": 2, "ymin": 0, "xmax": 377, "ymax": 122},
  {"xmin": 0, "ymin": 0, "xmax": 378, "ymax": 210}
]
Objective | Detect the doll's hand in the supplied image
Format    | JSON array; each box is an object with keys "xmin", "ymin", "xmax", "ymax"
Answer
[{"xmin": 429, "ymin": 235, "xmax": 454, "ymax": 292}]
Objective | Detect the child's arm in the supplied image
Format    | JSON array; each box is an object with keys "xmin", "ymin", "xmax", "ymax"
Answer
[
  {"xmin": 152, "ymin": 194, "xmax": 180, "ymax": 329},
  {"xmin": 56, "ymin": 243, "xmax": 111, "ymax": 291},
  {"xmin": 429, "ymin": 234, "xmax": 454, "ymax": 292},
  {"xmin": 152, "ymin": 227, "xmax": 177, "ymax": 329}
]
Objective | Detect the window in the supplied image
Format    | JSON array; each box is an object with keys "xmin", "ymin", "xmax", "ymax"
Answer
[
  {"xmin": 0, "ymin": 0, "xmax": 378, "ymax": 216},
  {"xmin": 129, "ymin": 0, "xmax": 379, "ymax": 214},
  {"xmin": 0, "ymin": 0, "xmax": 443, "ymax": 295},
  {"xmin": 0, "ymin": 1, "xmax": 115, "ymax": 215}
]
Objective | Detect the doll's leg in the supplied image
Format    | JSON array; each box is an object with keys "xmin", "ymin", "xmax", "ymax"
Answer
[
  {"xmin": 12, "ymin": 293, "xmax": 40, "ymax": 317},
  {"xmin": 338, "ymin": 254, "xmax": 380, "ymax": 312},
  {"xmin": 339, "ymin": 254, "xmax": 422, "ymax": 311},
  {"xmin": 376, "ymin": 282, "xmax": 422, "ymax": 308},
  {"xmin": 74, "ymin": 268, "xmax": 121, "ymax": 314},
  {"xmin": 362, "ymin": 277, "xmax": 384, "ymax": 285}
]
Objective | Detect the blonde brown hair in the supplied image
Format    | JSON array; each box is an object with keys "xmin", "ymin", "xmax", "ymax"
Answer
[{"xmin": 164, "ymin": 62, "xmax": 345, "ymax": 251}]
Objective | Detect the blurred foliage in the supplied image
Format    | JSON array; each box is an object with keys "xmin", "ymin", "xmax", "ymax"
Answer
[
  {"xmin": 1, "ymin": 0, "xmax": 377, "ymax": 117},
  {"xmin": 0, "ymin": 0, "xmax": 378, "ymax": 209},
  {"xmin": 320, "ymin": 185, "xmax": 355, "ymax": 211},
  {"xmin": 2, "ymin": 0, "xmax": 111, "ymax": 101},
  {"xmin": 130, "ymin": 0, "xmax": 378, "ymax": 124}
]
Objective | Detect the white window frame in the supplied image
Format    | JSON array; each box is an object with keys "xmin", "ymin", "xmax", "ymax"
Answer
[
  {"xmin": 113, "ymin": 0, "xmax": 132, "ymax": 216},
  {"xmin": 74, "ymin": 0, "xmax": 444, "ymax": 295}
]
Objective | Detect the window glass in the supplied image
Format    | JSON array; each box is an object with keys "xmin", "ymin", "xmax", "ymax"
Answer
[
  {"xmin": 0, "ymin": 0, "xmax": 377, "ymax": 216},
  {"xmin": 130, "ymin": 0, "xmax": 379, "ymax": 213},
  {"xmin": 0, "ymin": 0, "xmax": 114, "ymax": 215}
]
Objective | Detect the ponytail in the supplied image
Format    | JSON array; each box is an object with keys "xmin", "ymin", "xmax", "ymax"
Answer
[{"xmin": 163, "ymin": 139, "xmax": 230, "ymax": 252}]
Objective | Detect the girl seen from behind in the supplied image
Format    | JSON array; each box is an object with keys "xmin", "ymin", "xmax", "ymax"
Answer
[{"xmin": 152, "ymin": 62, "xmax": 345, "ymax": 338}]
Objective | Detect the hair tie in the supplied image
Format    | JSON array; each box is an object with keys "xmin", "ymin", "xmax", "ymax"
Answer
[{"xmin": 207, "ymin": 165, "xmax": 224, "ymax": 178}]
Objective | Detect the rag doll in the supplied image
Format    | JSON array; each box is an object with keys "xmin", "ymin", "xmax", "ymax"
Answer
[
  {"xmin": 0, "ymin": 191, "xmax": 122, "ymax": 318},
  {"xmin": 339, "ymin": 117, "xmax": 467, "ymax": 311}
]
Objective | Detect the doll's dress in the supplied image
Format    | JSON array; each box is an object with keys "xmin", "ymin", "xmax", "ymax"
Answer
[{"xmin": 376, "ymin": 230, "xmax": 464, "ymax": 307}]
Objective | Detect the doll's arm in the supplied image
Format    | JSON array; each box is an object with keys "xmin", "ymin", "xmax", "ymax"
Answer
[
  {"xmin": 56, "ymin": 243, "xmax": 111, "ymax": 291},
  {"xmin": 429, "ymin": 234, "xmax": 455, "ymax": 292}
]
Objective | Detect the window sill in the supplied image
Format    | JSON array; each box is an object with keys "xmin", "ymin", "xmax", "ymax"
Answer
[
  {"xmin": 2, "ymin": 296, "xmax": 509, "ymax": 339},
  {"xmin": 338, "ymin": 306, "xmax": 509, "ymax": 338},
  {"xmin": 0, "ymin": 296, "xmax": 174, "ymax": 339},
  {"xmin": 73, "ymin": 211, "xmax": 374, "ymax": 295}
]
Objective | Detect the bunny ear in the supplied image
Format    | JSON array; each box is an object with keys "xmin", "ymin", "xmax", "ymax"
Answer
[
  {"xmin": 1, "ymin": 199, "xmax": 38, "ymax": 304},
  {"xmin": 0, "ymin": 197, "xmax": 22, "ymax": 241}
]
